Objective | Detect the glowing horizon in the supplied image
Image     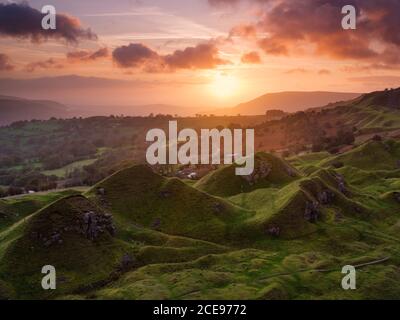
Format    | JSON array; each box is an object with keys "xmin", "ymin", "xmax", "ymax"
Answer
[{"xmin": 1, "ymin": 0, "xmax": 400, "ymax": 108}]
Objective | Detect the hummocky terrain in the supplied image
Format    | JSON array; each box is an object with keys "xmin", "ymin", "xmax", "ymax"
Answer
[
  {"xmin": 1, "ymin": 142, "xmax": 400, "ymax": 299},
  {"xmin": 1, "ymin": 88, "xmax": 400, "ymax": 300}
]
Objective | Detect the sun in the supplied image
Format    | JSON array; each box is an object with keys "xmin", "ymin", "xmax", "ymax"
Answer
[{"xmin": 210, "ymin": 73, "xmax": 239, "ymax": 98}]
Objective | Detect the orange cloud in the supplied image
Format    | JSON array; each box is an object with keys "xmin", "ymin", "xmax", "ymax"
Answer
[
  {"xmin": 25, "ymin": 58, "xmax": 63, "ymax": 73},
  {"xmin": 67, "ymin": 48, "xmax": 109, "ymax": 62},
  {"xmin": 221, "ymin": 0, "xmax": 400, "ymax": 69},
  {"xmin": 0, "ymin": 53, "xmax": 14, "ymax": 71},
  {"xmin": 241, "ymin": 51, "xmax": 262, "ymax": 64},
  {"xmin": 112, "ymin": 42, "xmax": 230, "ymax": 72}
]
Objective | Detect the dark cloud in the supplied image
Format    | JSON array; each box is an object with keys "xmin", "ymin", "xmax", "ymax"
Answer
[
  {"xmin": 25, "ymin": 58, "xmax": 63, "ymax": 73},
  {"xmin": 0, "ymin": 2, "xmax": 96, "ymax": 44},
  {"xmin": 0, "ymin": 53, "xmax": 15, "ymax": 71},
  {"xmin": 241, "ymin": 51, "xmax": 261, "ymax": 64},
  {"xmin": 112, "ymin": 43, "xmax": 159, "ymax": 68},
  {"xmin": 218, "ymin": 0, "xmax": 400, "ymax": 68},
  {"xmin": 67, "ymin": 48, "xmax": 109, "ymax": 62},
  {"xmin": 112, "ymin": 42, "xmax": 230, "ymax": 72}
]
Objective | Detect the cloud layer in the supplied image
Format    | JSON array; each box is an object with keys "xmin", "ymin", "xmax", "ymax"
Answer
[
  {"xmin": 112, "ymin": 42, "xmax": 229, "ymax": 72},
  {"xmin": 241, "ymin": 51, "xmax": 261, "ymax": 64},
  {"xmin": 211, "ymin": 0, "xmax": 400, "ymax": 68},
  {"xmin": 0, "ymin": 53, "xmax": 14, "ymax": 71},
  {"xmin": 25, "ymin": 58, "xmax": 64, "ymax": 73},
  {"xmin": 0, "ymin": 3, "xmax": 96, "ymax": 44},
  {"xmin": 67, "ymin": 48, "xmax": 109, "ymax": 62}
]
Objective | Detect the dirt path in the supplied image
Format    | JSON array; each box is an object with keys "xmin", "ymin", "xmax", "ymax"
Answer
[{"xmin": 260, "ymin": 256, "xmax": 391, "ymax": 281}]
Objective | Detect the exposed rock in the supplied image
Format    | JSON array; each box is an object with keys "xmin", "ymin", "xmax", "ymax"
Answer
[
  {"xmin": 120, "ymin": 253, "xmax": 136, "ymax": 270},
  {"xmin": 335, "ymin": 174, "xmax": 348, "ymax": 194},
  {"xmin": 213, "ymin": 203, "xmax": 224, "ymax": 214},
  {"xmin": 393, "ymin": 192, "xmax": 400, "ymax": 203},
  {"xmin": 304, "ymin": 201, "xmax": 320, "ymax": 223},
  {"xmin": 372, "ymin": 135, "xmax": 383, "ymax": 142},
  {"xmin": 318, "ymin": 190, "xmax": 335, "ymax": 205},
  {"xmin": 35, "ymin": 210, "xmax": 115, "ymax": 247},
  {"xmin": 242, "ymin": 161, "xmax": 272, "ymax": 185},
  {"xmin": 267, "ymin": 226, "xmax": 281, "ymax": 237},
  {"xmin": 354, "ymin": 206, "xmax": 362, "ymax": 214},
  {"xmin": 84, "ymin": 211, "xmax": 115, "ymax": 240},
  {"xmin": 159, "ymin": 191, "xmax": 172, "ymax": 198},
  {"xmin": 285, "ymin": 166, "xmax": 296, "ymax": 177},
  {"xmin": 331, "ymin": 161, "xmax": 344, "ymax": 169},
  {"xmin": 151, "ymin": 218, "xmax": 161, "ymax": 230}
]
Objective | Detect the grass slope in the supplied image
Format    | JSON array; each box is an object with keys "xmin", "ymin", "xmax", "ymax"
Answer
[
  {"xmin": 195, "ymin": 153, "xmax": 300, "ymax": 197},
  {"xmin": 0, "ymin": 195, "xmax": 129, "ymax": 299},
  {"xmin": 87, "ymin": 165, "xmax": 254, "ymax": 243}
]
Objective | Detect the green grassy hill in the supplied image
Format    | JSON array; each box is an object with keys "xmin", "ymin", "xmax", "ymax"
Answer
[
  {"xmin": 195, "ymin": 153, "xmax": 300, "ymax": 197},
  {"xmin": 1, "ymin": 141, "xmax": 400, "ymax": 299},
  {"xmin": 86, "ymin": 165, "xmax": 257, "ymax": 243},
  {"xmin": 320, "ymin": 140, "xmax": 400, "ymax": 171},
  {"xmin": 0, "ymin": 195, "xmax": 129, "ymax": 299}
]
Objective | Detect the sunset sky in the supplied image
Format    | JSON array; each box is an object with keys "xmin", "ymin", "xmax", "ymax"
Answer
[{"xmin": 0, "ymin": 0, "xmax": 400, "ymax": 107}]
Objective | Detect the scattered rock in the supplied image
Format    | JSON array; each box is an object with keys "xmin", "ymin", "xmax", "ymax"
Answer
[
  {"xmin": 318, "ymin": 190, "xmax": 335, "ymax": 205},
  {"xmin": 285, "ymin": 166, "xmax": 296, "ymax": 177},
  {"xmin": 331, "ymin": 161, "xmax": 344, "ymax": 169},
  {"xmin": 159, "ymin": 191, "xmax": 172, "ymax": 198},
  {"xmin": 304, "ymin": 201, "xmax": 320, "ymax": 223},
  {"xmin": 372, "ymin": 135, "xmax": 383, "ymax": 142},
  {"xmin": 267, "ymin": 226, "xmax": 281, "ymax": 237},
  {"xmin": 242, "ymin": 161, "xmax": 272, "ymax": 185},
  {"xmin": 151, "ymin": 218, "xmax": 161, "ymax": 230},
  {"xmin": 34, "ymin": 210, "xmax": 116, "ymax": 247},
  {"xmin": 393, "ymin": 192, "xmax": 400, "ymax": 203},
  {"xmin": 213, "ymin": 203, "xmax": 224, "ymax": 214},
  {"xmin": 335, "ymin": 174, "xmax": 348, "ymax": 194},
  {"xmin": 354, "ymin": 206, "xmax": 362, "ymax": 214},
  {"xmin": 96, "ymin": 188, "xmax": 106, "ymax": 196},
  {"xmin": 120, "ymin": 253, "xmax": 136, "ymax": 270}
]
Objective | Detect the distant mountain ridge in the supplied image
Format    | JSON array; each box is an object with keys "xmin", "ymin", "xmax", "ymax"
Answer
[
  {"xmin": 0, "ymin": 75, "xmax": 363, "ymax": 119},
  {"xmin": 0, "ymin": 96, "xmax": 69, "ymax": 126},
  {"xmin": 230, "ymin": 91, "xmax": 362, "ymax": 115}
]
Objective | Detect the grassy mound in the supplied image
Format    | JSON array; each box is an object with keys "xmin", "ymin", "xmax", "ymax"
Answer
[
  {"xmin": 0, "ymin": 195, "xmax": 129, "ymax": 299},
  {"xmin": 195, "ymin": 153, "xmax": 300, "ymax": 197},
  {"xmin": 87, "ymin": 165, "xmax": 253, "ymax": 243},
  {"xmin": 0, "ymin": 190, "xmax": 81, "ymax": 232},
  {"xmin": 321, "ymin": 140, "xmax": 400, "ymax": 171}
]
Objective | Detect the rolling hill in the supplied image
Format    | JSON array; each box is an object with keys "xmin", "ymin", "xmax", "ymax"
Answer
[
  {"xmin": 2, "ymin": 88, "xmax": 400, "ymax": 300},
  {"xmin": 230, "ymin": 91, "xmax": 361, "ymax": 115},
  {"xmin": 0, "ymin": 96, "xmax": 69, "ymax": 126}
]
